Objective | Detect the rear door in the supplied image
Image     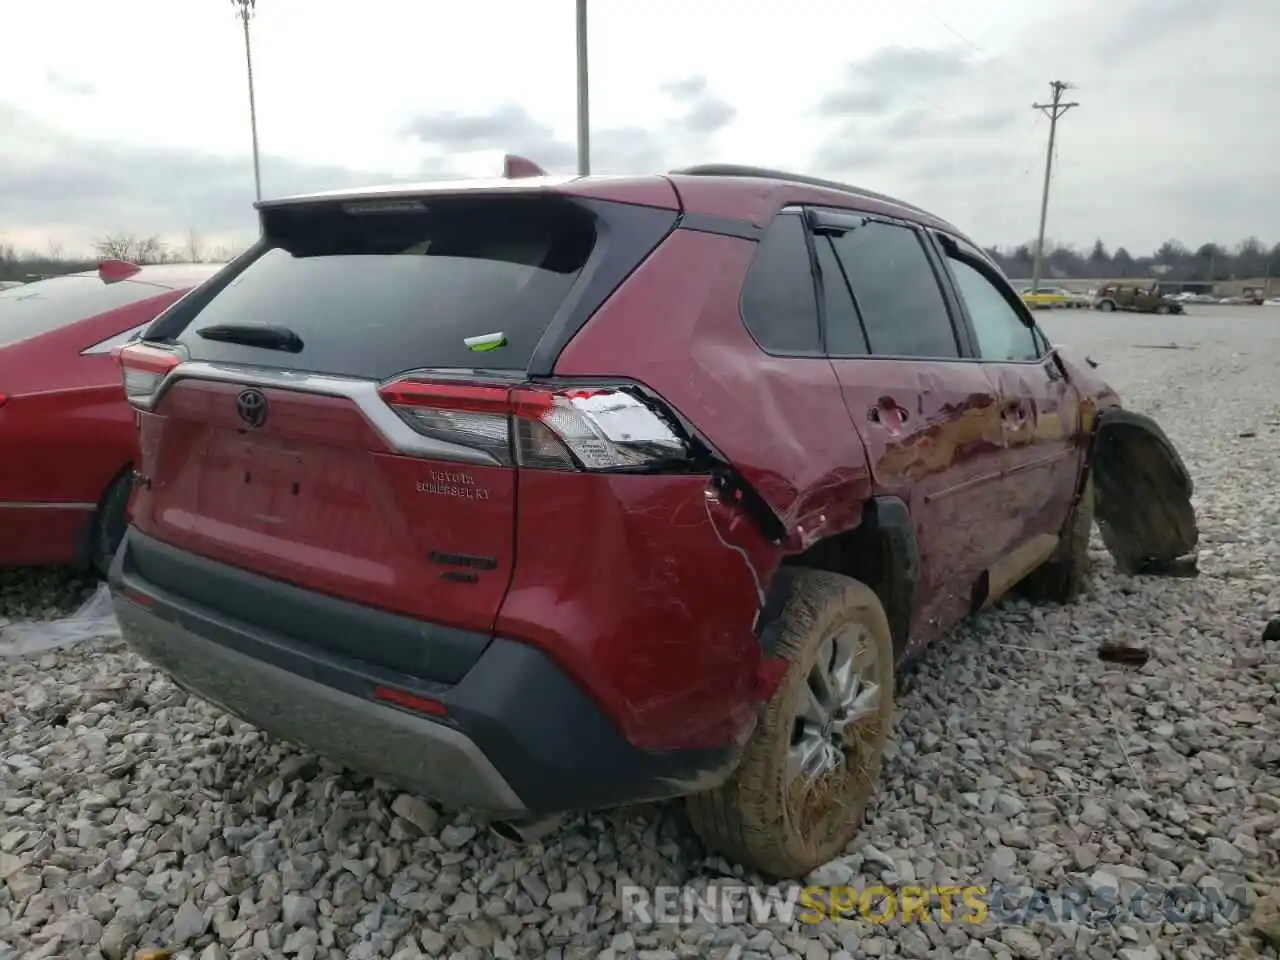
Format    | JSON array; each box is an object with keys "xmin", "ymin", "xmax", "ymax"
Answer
[
  {"xmin": 131, "ymin": 194, "xmax": 614, "ymax": 638},
  {"xmin": 929, "ymin": 232, "xmax": 1082, "ymax": 545},
  {"xmin": 809, "ymin": 208, "xmax": 1011, "ymax": 653}
]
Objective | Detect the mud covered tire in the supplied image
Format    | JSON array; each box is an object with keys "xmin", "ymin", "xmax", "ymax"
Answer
[
  {"xmin": 91, "ymin": 471, "xmax": 133, "ymax": 577},
  {"xmin": 1020, "ymin": 475, "xmax": 1094, "ymax": 603},
  {"xmin": 1099, "ymin": 300, "xmax": 1116, "ymax": 312},
  {"xmin": 685, "ymin": 570, "xmax": 895, "ymax": 879}
]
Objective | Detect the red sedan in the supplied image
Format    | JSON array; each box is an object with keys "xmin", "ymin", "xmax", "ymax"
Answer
[{"xmin": 0, "ymin": 259, "xmax": 223, "ymax": 570}]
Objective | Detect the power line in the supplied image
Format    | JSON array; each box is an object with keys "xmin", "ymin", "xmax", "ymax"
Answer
[
  {"xmin": 575, "ymin": 0, "xmax": 590, "ymax": 176},
  {"xmin": 1030, "ymin": 80, "xmax": 1078, "ymax": 291}
]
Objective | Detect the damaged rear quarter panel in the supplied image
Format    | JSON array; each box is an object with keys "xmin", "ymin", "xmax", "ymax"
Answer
[
  {"xmin": 495, "ymin": 470, "xmax": 775, "ymax": 752},
  {"xmin": 541, "ymin": 229, "xmax": 874, "ymax": 750}
]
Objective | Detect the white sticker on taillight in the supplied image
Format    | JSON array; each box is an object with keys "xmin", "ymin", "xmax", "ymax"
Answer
[{"xmin": 560, "ymin": 391, "xmax": 689, "ymax": 466}]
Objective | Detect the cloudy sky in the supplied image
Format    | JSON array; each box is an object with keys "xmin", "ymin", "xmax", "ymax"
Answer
[{"xmin": 2, "ymin": 0, "xmax": 1275, "ymax": 257}]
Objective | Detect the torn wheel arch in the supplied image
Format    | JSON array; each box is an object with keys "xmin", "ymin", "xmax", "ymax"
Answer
[{"xmin": 1088, "ymin": 407, "xmax": 1198, "ymax": 574}]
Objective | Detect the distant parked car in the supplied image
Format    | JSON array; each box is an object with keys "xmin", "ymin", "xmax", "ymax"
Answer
[
  {"xmin": 1264, "ymin": 297, "xmax": 1280, "ymax": 307},
  {"xmin": 1094, "ymin": 283, "xmax": 1184, "ymax": 315},
  {"xmin": 1020, "ymin": 286, "xmax": 1089, "ymax": 310},
  {"xmin": 1019, "ymin": 286, "xmax": 1067, "ymax": 309},
  {"xmin": 0, "ymin": 259, "xmax": 223, "ymax": 569}
]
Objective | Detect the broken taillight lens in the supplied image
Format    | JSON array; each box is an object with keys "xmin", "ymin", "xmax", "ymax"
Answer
[
  {"xmin": 117, "ymin": 342, "xmax": 183, "ymax": 409},
  {"xmin": 377, "ymin": 379, "xmax": 691, "ymax": 471}
]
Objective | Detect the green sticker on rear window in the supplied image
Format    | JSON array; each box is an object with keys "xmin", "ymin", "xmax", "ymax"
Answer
[{"xmin": 464, "ymin": 332, "xmax": 506, "ymax": 352}]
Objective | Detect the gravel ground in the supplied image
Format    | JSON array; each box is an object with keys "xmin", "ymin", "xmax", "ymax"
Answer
[{"xmin": 2, "ymin": 307, "xmax": 1278, "ymax": 960}]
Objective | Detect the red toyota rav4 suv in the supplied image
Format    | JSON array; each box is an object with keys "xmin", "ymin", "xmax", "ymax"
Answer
[{"xmin": 110, "ymin": 163, "xmax": 1196, "ymax": 878}]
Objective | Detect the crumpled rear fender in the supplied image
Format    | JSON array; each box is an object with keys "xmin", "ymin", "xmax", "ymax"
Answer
[{"xmin": 1089, "ymin": 407, "xmax": 1198, "ymax": 573}]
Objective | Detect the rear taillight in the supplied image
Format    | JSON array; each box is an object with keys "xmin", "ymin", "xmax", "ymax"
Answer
[
  {"xmin": 377, "ymin": 379, "xmax": 691, "ymax": 471},
  {"xmin": 117, "ymin": 342, "xmax": 182, "ymax": 409}
]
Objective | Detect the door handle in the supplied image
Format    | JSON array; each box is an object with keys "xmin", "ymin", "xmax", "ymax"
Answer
[
  {"xmin": 1002, "ymin": 400, "xmax": 1030, "ymax": 425},
  {"xmin": 867, "ymin": 399, "xmax": 909, "ymax": 425}
]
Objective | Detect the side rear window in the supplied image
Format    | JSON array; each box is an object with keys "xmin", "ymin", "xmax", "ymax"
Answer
[
  {"xmin": 827, "ymin": 220, "xmax": 960, "ymax": 359},
  {"xmin": 171, "ymin": 195, "xmax": 598, "ymax": 380},
  {"xmin": 0, "ymin": 276, "xmax": 170, "ymax": 349},
  {"xmin": 739, "ymin": 213, "xmax": 821, "ymax": 355},
  {"xmin": 946, "ymin": 256, "xmax": 1040, "ymax": 362}
]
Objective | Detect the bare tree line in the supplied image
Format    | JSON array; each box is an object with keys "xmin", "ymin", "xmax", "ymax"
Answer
[
  {"xmin": 5, "ymin": 231, "xmax": 1279, "ymax": 286},
  {"xmin": 0, "ymin": 231, "xmax": 245, "ymax": 282},
  {"xmin": 987, "ymin": 236, "xmax": 1280, "ymax": 282}
]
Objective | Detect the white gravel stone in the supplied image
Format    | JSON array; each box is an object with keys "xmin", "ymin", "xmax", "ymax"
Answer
[{"xmin": 2, "ymin": 311, "xmax": 1278, "ymax": 959}]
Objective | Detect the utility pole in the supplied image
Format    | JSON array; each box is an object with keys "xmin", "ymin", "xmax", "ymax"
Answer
[
  {"xmin": 232, "ymin": 0, "xmax": 263, "ymax": 202},
  {"xmin": 1030, "ymin": 80, "xmax": 1078, "ymax": 292},
  {"xmin": 575, "ymin": 0, "xmax": 590, "ymax": 176}
]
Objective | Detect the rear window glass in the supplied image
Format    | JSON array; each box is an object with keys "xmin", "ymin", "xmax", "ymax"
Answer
[
  {"xmin": 172, "ymin": 196, "xmax": 597, "ymax": 379},
  {"xmin": 0, "ymin": 276, "xmax": 170, "ymax": 349}
]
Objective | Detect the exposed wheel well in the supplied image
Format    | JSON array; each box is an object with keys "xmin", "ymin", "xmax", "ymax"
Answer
[
  {"xmin": 74, "ymin": 462, "xmax": 133, "ymax": 571},
  {"xmin": 772, "ymin": 497, "xmax": 918, "ymax": 660}
]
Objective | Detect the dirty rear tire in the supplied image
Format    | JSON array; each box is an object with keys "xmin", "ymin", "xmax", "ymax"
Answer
[
  {"xmin": 1099, "ymin": 300, "xmax": 1116, "ymax": 312},
  {"xmin": 685, "ymin": 570, "xmax": 895, "ymax": 879},
  {"xmin": 1019, "ymin": 475, "xmax": 1094, "ymax": 603}
]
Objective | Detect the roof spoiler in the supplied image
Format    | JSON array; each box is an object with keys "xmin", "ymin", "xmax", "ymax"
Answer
[
  {"xmin": 98, "ymin": 259, "xmax": 141, "ymax": 284},
  {"xmin": 502, "ymin": 154, "xmax": 548, "ymax": 179}
]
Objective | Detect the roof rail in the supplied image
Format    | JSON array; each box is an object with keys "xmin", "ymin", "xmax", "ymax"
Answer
[{"xmin": 669, "ymin": 164, "xmax": 932, "ymax": 217}]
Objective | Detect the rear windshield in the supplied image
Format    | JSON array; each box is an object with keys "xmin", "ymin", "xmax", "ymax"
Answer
[
  {"xmin": 172, "ymin": 195, "xmax": 597, "ymax": 379},
  {"xmin": 0, "ymin": 275, "xmax": 171, "ymax": 349}
]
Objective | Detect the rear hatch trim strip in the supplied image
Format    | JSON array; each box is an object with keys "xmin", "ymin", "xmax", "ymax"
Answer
[{"xmin": 139, "ymin": 361, "xmax": 502, "ymax": 466}]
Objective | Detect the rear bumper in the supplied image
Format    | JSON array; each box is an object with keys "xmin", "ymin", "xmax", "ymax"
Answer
[{"xmin": 109, "ymin": 528, "xmax": 740, "ymax": 817}]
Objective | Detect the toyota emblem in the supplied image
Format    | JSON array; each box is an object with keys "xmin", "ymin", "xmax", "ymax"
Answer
[{"xmin": 235, "ymin": 388, "xmax": 269, "ymax": 428}]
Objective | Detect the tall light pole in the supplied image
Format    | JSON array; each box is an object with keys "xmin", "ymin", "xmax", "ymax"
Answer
[
  {"xmin": 1030, "ymin": 80, "xmax": 1078, "ymax": 293},
  {"xmin": 232, "ymin": 0, "xmax": 263, "ymax": 201},
  {"xmin": 575, "ymin": 0, "xmax": 590, "ymax": 176}
]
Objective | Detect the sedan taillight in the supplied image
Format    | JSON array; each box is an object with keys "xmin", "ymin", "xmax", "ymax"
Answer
[{"xmin": 117, "ymin": 342, "xmax": 183, "ymax": 409}]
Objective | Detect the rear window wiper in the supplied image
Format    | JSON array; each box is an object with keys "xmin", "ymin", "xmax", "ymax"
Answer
[{"xmin": 196, "ymin": 323, "xmax": 304, "ymax": 353}]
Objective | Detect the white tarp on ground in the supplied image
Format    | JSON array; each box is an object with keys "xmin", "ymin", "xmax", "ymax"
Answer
[{"xmin": 0, "ymin": 583, "xmax": 120, "ymax": 657}]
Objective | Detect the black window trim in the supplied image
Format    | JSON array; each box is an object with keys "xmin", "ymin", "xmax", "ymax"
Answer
[
  {"xmin": 801, "ymin": 218, "xmax": 831, "ymax": 356},
  {"xmin": 813, "ymin": 233, "xmax": 871, "ymax": 356},
  {"xmin": 930, "ymin": 229, "xmax": 1052, "ymax": 365},
  {"xmin": 735, "ymin": 207, "xmax": 826, "ymax": 359},
  {"xmin": 805, "ymin": 206, "xmax": 973, "ymax": 362}
]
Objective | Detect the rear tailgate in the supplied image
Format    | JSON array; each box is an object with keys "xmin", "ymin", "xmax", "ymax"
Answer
[{"xmin": 125, "ymin": 189, "xmax": 679, "ymax": 674}]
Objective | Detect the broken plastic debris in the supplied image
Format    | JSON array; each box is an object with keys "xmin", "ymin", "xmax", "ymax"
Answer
[
  {"xmin": 0, "ymin": 583, "xmax": 121, "ymax": 657},
  {"xmin": 464, "ymin": 332, "xmax": 506, "ymax": 352},
  {"xmin": 1263, "ymin": 618, "xmax": 1280, "ymax": 645},
  {"xmin": 1097, "ymin": 642, "xmax": 1150, "ymax": 667}
]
